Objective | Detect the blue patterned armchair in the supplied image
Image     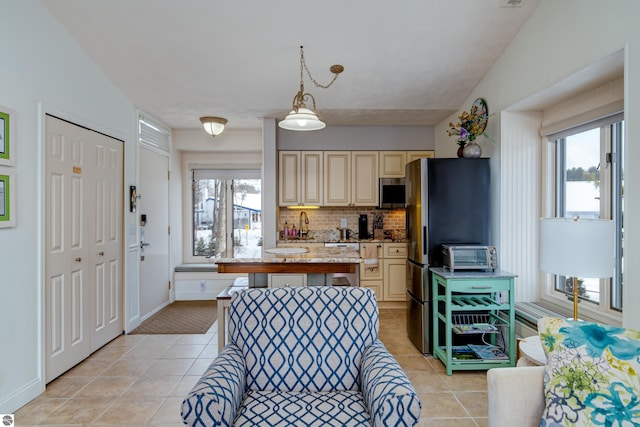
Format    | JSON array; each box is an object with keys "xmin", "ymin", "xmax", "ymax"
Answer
[{"xmin": 181, "ymin": 286, "xmax": 421, "ymax": 426}]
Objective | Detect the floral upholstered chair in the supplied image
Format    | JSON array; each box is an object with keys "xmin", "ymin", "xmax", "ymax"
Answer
[
  {"xmin": 487, "ymin": 316, "xmax": 640, "ymax": 427},
  {"xmin": 181, "ymin": 286, "xmax": 421, "ymax": 426}
]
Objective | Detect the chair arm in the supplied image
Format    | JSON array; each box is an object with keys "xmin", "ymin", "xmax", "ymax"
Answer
[
  {"xmin": 181, "ymin": 344, "xmax": 246, "ymax": 427},
  {"xmin": 487, "ymin": 366, "xmax": 545, "ymax": 427},
  {"xmin": 360, "ymin": 340, "xmax": 422, "ymax": 427}
]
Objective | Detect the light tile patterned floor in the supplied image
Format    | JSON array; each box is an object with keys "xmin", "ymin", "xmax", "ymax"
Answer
[{"xmin": 15, "ymin": 308, "xmax": 489, "ymax": 426}]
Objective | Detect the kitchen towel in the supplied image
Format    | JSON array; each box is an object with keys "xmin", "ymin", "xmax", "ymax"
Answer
[{"xmin": 363, "ymin": 244, "xmax": 379, "ymax": 269}]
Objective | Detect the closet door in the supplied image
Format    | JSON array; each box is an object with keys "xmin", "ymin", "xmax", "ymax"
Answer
[
  {"xmin": 89, "ymin": 135, "xmax": 123, "ymax": 352},
  {"xmin": 45, "ymin": 115, "xmax": 123, "ymax": 382}
]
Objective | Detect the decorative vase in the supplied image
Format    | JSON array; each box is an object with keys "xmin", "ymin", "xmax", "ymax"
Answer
[
  {"xmin": 462, "ymin": 142, "xmax": 482, "ymax": 158},
  {"xmin": 457, "ymin": 143, "xmax": 466, "ymax": 158}
]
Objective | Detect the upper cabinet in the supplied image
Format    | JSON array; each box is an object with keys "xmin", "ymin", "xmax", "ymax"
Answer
[
  {"xmin": 379, "ymin": 151, "xmax": 407, "ymax": 178},
  {"xmin": 279, "ymin": 149, "xmax": 434, "ymax": 206},
  {"xmin": 406, "ymin": 150, "xmax": 435, "ymax": 164},
  {"xmin": 324, "ymin": 151, "xmax": 379, "ymax": 207},
  {"xmin": 352, "ymin": 151, "xmax": 379, "ymax": 206},
  {"xmin": 278, "ymin": 151, "xmax": 300, "ymax": 206},
  {"xmin": 301, "ymin": 152, "xmax": 323, "ymax": 205},
  {"xmin": 278, "ymin": 151, "xmax": 323, "ymax": 206},
  {"xmin": 323, "ymin": 151, "xmax": 351, "ymax": 206},
  {"xmin": 380, "ymin": 151, "xmax": 435, "ymax": 178}
]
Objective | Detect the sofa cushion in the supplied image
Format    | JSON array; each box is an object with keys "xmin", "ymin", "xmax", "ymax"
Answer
[
  {"xmin": 538, "ymin": 317, "xmax": 640, "ymax": 426},
  {"xmin": 233, "ymin": 390, "xmax": 371, "ymax": 426},
  {"xmin": 229, "ymin": 287, "xmax": 379, "ymax": 393}
]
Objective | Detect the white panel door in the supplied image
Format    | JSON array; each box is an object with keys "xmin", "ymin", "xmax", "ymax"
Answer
[
  {"xmin": 138, "ymin": 147, "xmax": 170, "ymax": 318},
  {"xmin": 45, "ymin": 115, "xmax": 123, "ymax": 382},
  {"xmin": 89, "ymin": 137, "xmax": 123, "ymax": 351}
]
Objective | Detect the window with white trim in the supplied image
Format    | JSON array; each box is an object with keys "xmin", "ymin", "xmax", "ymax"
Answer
[{"xmin": 545, "ymin": 116, "xmax": 624, "ymax": 315}]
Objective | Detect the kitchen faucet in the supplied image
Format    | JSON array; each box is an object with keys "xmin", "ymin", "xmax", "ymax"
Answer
[{"xmin": 300, "ymin": 211, "xmax": 309, "ymax": 238}]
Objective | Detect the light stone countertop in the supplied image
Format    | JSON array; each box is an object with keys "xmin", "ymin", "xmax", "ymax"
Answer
[{"xmin": 214, "ymin": 246, "xmax": 362, "ymax": 264}]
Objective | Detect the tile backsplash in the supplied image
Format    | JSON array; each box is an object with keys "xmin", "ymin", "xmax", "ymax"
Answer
[{"xmin": 279, "ymin": 207, "xmax": 405, "ymax": 237}]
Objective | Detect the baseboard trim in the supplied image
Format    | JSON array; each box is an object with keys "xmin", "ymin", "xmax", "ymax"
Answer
[{"xmin": 0, "ymin": 376, "xmax": 44, "ymax": 414}]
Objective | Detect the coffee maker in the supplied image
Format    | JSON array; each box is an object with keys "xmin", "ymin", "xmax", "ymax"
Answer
[{"xmin": 358, "ymin": 214, "xmax": 369, "ymax": 239}]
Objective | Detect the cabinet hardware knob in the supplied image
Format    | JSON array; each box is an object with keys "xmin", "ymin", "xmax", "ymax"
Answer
[
  {"xmin": 75, "ymin": 257, "xmax": 82, "ymax": 262},
  {"xmin": 98, "ymin": 251, "xmax": 105, "ymax": 256}
]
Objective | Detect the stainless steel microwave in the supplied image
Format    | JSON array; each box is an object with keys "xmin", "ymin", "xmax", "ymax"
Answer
[
  {"xmin": 442, "ymin": 244, "xmax": 498, "ymax": 271},
  {"xmin": 379, "ymin": 178, "xmax": 405, "ymax": 209}
]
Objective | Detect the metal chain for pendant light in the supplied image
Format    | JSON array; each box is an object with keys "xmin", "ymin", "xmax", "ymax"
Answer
[{"xmin": 299, "ymin": 46, "xmax": 343, "ymax": 89}]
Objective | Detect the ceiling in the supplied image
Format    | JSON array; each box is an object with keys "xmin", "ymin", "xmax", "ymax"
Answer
[{"xmin": 41, "ymin": 0, "xmax": 541, "ymax": 131}]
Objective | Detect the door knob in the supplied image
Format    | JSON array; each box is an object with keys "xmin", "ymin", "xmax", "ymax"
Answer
[{"xmin": 140, "ymin": 242, "xmax": 151, "ymax": 249}]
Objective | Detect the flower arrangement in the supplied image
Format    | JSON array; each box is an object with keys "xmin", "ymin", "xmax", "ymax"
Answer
[{"xmin": 447, "ymin": 98, "xmax": 490, "ymax": 148}]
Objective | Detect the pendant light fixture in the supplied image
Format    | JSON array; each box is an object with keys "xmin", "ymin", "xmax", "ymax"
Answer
[
  {"xmin": 278, "ymin": 46, "xmax": 344, "ymax": 131},
  {"xmin": 200, "ymin": 116, "xmax": 228, "ymax": 137}
]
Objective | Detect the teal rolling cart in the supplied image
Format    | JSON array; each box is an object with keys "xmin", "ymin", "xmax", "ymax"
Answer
[{"xmin": 431, "ymin": 267, "xmax": 517, "ymax": 375}]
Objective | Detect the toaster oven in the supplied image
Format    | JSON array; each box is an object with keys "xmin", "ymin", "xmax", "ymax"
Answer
[{"xmin": 442, "ymin": 244, "xmax": 498, "ymax": 272}]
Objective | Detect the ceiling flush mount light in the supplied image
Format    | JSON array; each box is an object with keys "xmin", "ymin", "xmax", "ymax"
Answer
[
  {"xmin": 200, "ymin": 116, "xmax": 228, "ymax": 138},
  {"xmin": 278, "ymin": 46, "xmax": 344, "ymax": 132}
]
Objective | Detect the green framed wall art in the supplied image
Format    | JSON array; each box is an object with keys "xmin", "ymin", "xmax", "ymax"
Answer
[
  {"xmin": 0, "ymin": 106, "xmax": 14, "ymax": 166},
  {"xmin": 0, "ymin": 170, "xmax": 15, "ymax": 228}
]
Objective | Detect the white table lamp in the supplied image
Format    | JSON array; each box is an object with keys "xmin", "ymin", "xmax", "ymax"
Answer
[{"xmin": 539, "ymin": 216, "xmax": 615, "ymax": 320}]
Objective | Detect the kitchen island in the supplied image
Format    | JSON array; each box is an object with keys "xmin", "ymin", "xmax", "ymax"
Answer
[{"xmin": 215, "ymin": 246, "xmax": 362, "ymax": 287}]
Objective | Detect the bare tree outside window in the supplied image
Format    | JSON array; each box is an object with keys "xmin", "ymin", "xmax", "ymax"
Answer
[{"xmin": 193, "ymin": 174, "xmax": 261, "ymax": 259}]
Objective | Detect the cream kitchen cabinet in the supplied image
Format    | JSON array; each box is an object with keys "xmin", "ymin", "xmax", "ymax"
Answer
[
  {"xmin": 406, "ymin": 150, "xmax": 435, "ymax": 163},
  {"xmin": 324, "ymin": 151, "xmax": 379, "ymax": 207},
  {"xmin": 380, "ymin": 151, "xmax": 435, "ymax": 178},
  {"xmin": 359, "ymin": 242, "xmax": 407, "ymax": 302},
  {"xmin": 359, "ymin": 243, "xmax": 383, "ymax": 299},
  {"xmin": 383, "ymin": 243, "xmax": 407, "ymax": 302},
  {"xmin": 323, "ymin": 151, "xmax": 351, "ymax": 206},
  {"xmin": 278, "ymin": 151, "xmax": 323, "ymax": 206},
  {"xmin": 279, "ymin": 151, "xmax": 299, "ymax": 206},
  {"xmin": 352, "ymin": 151, "xmax": 378, "ymax": 206},
  {"xmin": 379, "ymin": 151, "xmax": 407, "ymax": 178}
]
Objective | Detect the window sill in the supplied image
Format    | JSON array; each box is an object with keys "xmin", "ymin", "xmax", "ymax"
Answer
[{"xmin": 517, "ymin": 299, "xmax": 622, "ymax": 331}]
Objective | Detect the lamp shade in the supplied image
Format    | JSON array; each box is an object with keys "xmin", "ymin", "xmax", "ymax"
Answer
[
  {"xmin": 200, "ymin": 117, "xmax": 227, "ymax": 137},
  {"xmin": 539, "ymin": 217, "xmax": 615, "ymax": 278},
  {"xmin": 278, "ymin": 108, "xmax": 326, "ymax": 131}
]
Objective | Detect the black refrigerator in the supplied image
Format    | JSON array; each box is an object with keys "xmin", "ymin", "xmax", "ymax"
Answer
[{"xmin": 405, "ymin": 158, "xmax": 490, "ymax": 354}]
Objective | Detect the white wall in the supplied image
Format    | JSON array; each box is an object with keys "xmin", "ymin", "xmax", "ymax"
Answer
[
  {"xmin": 434, "ymin": 0, "xmax": 640, "ymax": 328},
  {"xmin": 277, "ymin": 125, "xmax": 434, "ymax": 150},
  {"xmin": 0, "ymin": 3, "xmax": 138, "ymax": 412}
]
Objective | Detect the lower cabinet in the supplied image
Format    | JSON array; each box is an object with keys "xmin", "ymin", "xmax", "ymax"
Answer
[
  {"xmin": 360, "ymin": 243, "xmax": 383, "ymax": 300},
  {"xmin": 360, "ymin": 242, "xmax": 407, "ymax": 302},
  {"xmin": 383, "ymin": 259, "xmax": 406, "ymax": 301}
]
